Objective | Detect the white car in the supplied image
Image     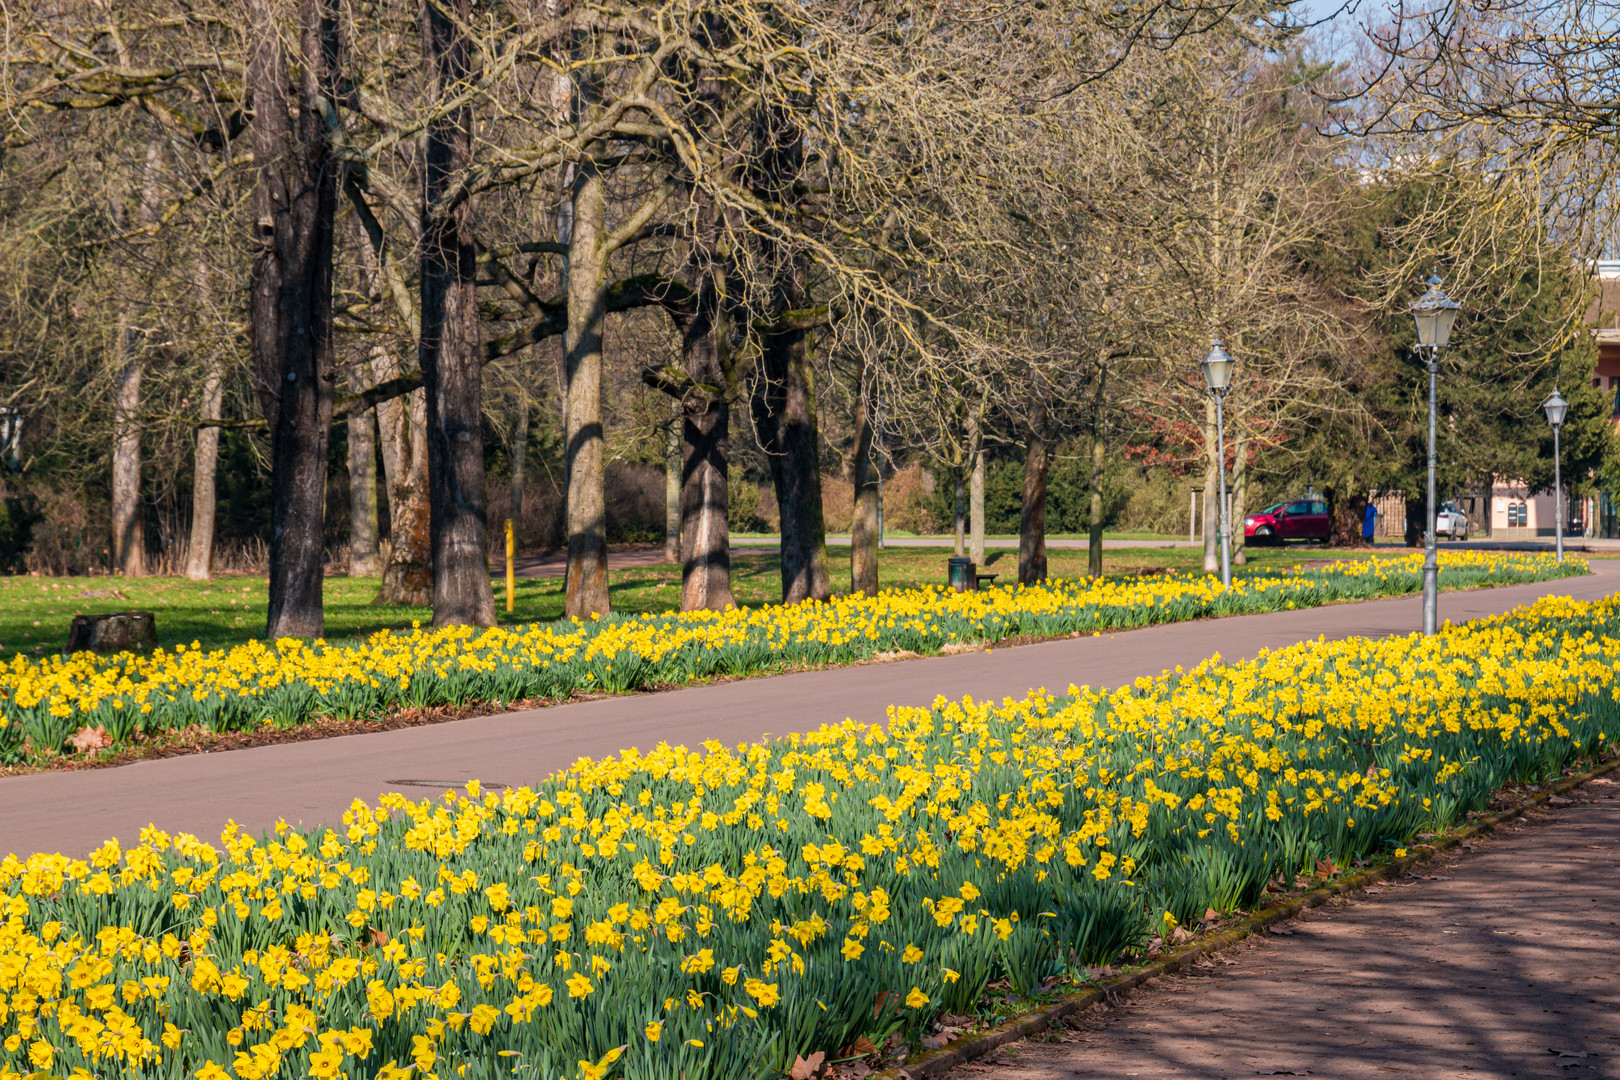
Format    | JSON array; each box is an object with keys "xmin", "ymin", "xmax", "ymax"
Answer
[{"xmin": 1435, "ymin": 502, "xmax": 1469, "ymax": 541}]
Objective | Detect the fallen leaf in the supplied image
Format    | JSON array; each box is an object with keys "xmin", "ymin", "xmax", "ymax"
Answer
[
  {"xmin": 921, "ymin": 1035, "xmax": 947, "ymax": 1051},
  {"xmin": 843, "ymin": 1037, "xmax": 877, "ymax": 1060},
  {"xmin": 1314, "ymin": 858, "xmax": 1339, "ymax": 878},
  {"xmin": 1549, "ymin": 796, "xmax": 1574, "ymax": 806},
  {"xmin": 72, "ymin": 588, "xmax": 128, "ymax": 600},
  {"xmin": 69, "ymin": 725, "xmax": 111, "ymax": 753},
  {"xmin": 1202, "ymin": 908, "xmax": 1222, "ymax": 925},
  {"xmin": 1170, "ymin": 926, "xmax": 1195, "ymax": 945},
  {"xmin": 789, "ymin": 1051, "xmax": 826, "ymax": 1079},
  {"xmin": 1550, "ymin": 1050, "xmax": 1590, "ymax": 1059},
  {"xmin": 884, "ymin": 1032, "xmax": 907, "ymax": 1055}
]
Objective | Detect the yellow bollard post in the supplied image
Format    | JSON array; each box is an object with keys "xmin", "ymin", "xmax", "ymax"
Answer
[{"xmin": 504, "ymin": 518, "xmax": 515, "ymax": 614}]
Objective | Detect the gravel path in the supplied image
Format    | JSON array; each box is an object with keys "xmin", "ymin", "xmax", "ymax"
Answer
[{"xmin": 944, "ymin": 780, "xmax": 1620, "ymax": 1080}]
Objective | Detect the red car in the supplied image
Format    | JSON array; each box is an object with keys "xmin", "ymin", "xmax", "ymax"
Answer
[{"xmin": 1244, "ymin": 499, "xmax": 1331, "ymax": 545}]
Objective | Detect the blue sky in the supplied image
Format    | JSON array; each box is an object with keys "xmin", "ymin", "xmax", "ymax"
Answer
[
  {"xmin": 1298, "ymin": 0, "xmax": 1369, "ymax": 26},
  {"xmin": 1293, "ymin": 0, "xmax": 1382, "ymax": 60}
]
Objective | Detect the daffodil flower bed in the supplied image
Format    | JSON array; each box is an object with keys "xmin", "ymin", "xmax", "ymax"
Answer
[
  {"xmin": 1, "ymin": 588, "xmax": 1615, "ymax": 1080},
  {"xmin": 0, "ymin": 551, "xmax": 1583, "ymax": 764}
]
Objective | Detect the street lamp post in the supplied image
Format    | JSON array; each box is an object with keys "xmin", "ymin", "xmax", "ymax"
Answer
[
  {"xmin": 1544, "ymin": 389, "xmax": 1568, "ymax": 563},
  {"xmin": 1201, "ymin": 340, "xmax": 1235, "ymax": 589},
  {"xmin": 1411, "ymin": 274, "xmax": 1461, "ymax": 636}
]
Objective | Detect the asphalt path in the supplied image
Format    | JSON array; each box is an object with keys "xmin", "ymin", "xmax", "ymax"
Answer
[
  {"xmin": 3, "ymin": 562, "xmax": 1616, "ymax": 860},
  {"xmin": 946, "ymin": 776, "xmax": 1620, "ymax": 1080}
]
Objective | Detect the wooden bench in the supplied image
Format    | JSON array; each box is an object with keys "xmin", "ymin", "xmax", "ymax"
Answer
[{"xmin": 974, "ymin": 573, "xmax": 998, "ymax": 590}]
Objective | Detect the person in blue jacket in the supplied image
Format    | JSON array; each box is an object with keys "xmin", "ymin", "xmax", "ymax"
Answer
[{"xmin": 1362, "ymin": 501, "xmax": 1378, "ymax": 545}]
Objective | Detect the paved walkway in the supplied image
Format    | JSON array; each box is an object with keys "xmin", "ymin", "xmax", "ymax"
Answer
[
  {"xmin": 951, "ymin": 776, "xmax": 1620, "ymax": 1080},
  {"xmin": 3, "ymin": 563, "xmax": 1615, "ymax": 859}
]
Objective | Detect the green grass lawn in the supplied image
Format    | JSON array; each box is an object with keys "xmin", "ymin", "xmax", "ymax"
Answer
[
  {"xmin": 731, "ymin": 530, "xmax": 1187, "ymax": 541},
  {"xmin": 0, "ymin": 542, "xmax": 1393, "ymax": 659}
]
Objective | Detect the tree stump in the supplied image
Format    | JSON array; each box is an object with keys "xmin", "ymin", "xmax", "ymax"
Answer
[{"xmin": 67, "ymin": 611, "xmax": 158, "ymax": 654}]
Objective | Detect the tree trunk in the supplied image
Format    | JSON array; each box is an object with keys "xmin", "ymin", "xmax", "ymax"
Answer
[
  {"xmin": 672, "ymin": 263, "xmax": 735, "ymax": 611},
  {"xmin": 1231, "ymin": 435, "xmax": 1247, "ymax": 565},
  {"xmin": 110, "ymin": 140, "xmax": 167, "ymax": 579},
  {"xmin": 563, "ymin": 162, "xmax": 611, "ymax": 617},
  {"xmin": 754, "ymin": 303, "xmax": 830, "ymax": 604},
  {"xmin": 953, "ymin": 467, "xmax": 965, "ymax": 556},
  {"xmin": 373, "ymin": 347, "xmax": 432, "ymax": 606},
  {"xmin": 420, "ymin": 0, "xmax": 494, "ymax": 628},
  {"xmin": 111, "ymin": 312, "xmax": 145, "ymax": 577},
  {"xmin": 510, "ymin": 394, "xmax": 530, "ymax": 548},
  {"xmin": 969, "ymin": 410, "xmax": 985, "ymax": 566},
  {"xmin": 1330, "ymin": 486, "xmax": 1367, "ymax": 547},
  {"xmin": 649, "ymin": 189, "xmax": 736, "ymax": 612},
  {"xmin": 1087, "ymin": 361, "xmax": 1108, "ymax": 579},
  {"xmin": 681, "ymin": 398, "xmax": 733, "ymax": 612},
  {"xmin": 185, "ymin": 353, "xmax": 225, "ymax": 581},
  {"xmin": 1019, "ymin": 407, "xmax": 1049, "ymax": 585},
  {"xmin": 1202, "ymin": 397, "xmax": 1218, "ymax": 574},
  {"xmin": 663, "ymin": 399, "xmax": 680, "ymax": 564},
  {"xmin": 850, "ymin": 361, "xmax": 879, "ymax": 597},
  {"xmin": 347, "ymin": 405, "xmax": 382, "ymax": 577},
  {"xmin": 751, "ymin": 103, "xmax": 829, "ymax": 606},
  {"xmin": 248, "ymin": 0, "xmax": 340, "ymax": 639}
]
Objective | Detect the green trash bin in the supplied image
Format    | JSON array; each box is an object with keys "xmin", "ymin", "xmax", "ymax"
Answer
[{"xmin": 948, "ymin": 556, "xmax": 976, "ymax": 592}]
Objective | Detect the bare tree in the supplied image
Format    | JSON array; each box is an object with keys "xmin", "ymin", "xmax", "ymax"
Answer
[
  {"xmin": 420, "ymin": 0, "xmax": 495, "ymax": 627},
  {"xmin": 110, "ymin": 312, "xmax": 146, "ymax": 577},
  {"xmin": 346, "ymin": 390, "xmax": 383, "ymax": 577},
  {"xmin": 247, "ymin": 0, "xmax": 342, "ymax": 637},
  {"xmin": 186, "ymin": 351, "xmax": 227, "ymax": 580}
]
